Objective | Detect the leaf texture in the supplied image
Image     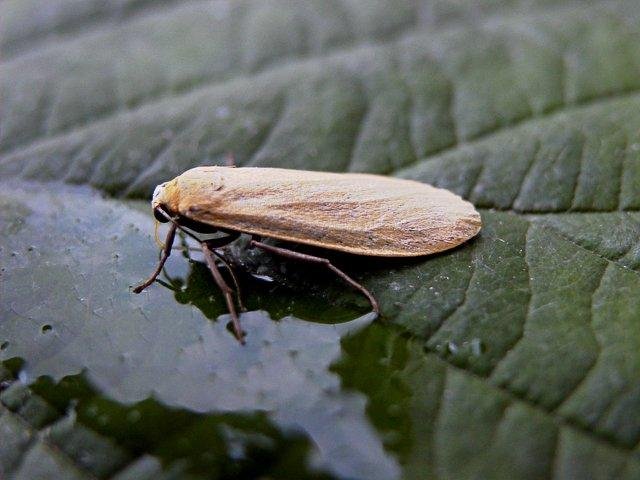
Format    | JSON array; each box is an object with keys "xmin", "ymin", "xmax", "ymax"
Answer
[{"xmin": 2, "ymin": 1, "xmax": 640, "ymax": 479}]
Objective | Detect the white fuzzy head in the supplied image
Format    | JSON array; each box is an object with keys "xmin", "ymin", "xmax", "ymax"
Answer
[{"xmin": 151, "ymin": 182, "xmax": 167, "ymax": 209}]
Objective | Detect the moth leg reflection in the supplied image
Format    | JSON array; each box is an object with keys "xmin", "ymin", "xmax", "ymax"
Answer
[{"xmin": 248, "ymin": 239, "xmax": 380, "ymax": 314}]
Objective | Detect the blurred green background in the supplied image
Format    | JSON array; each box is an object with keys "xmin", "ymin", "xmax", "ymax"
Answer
[{"xmin": 3, "ymin": 1, "xmax": 640, "ymax": 479}]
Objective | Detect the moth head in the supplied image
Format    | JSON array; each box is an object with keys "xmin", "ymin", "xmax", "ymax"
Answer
[{"xmin": 151, "ymin": 182, "xmax": 173, "ymax": 222}]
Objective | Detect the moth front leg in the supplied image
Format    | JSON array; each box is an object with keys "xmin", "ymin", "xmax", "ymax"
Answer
[{"xmin": 133, "ymin": 223, "xmax": 178, "ymax": 293}]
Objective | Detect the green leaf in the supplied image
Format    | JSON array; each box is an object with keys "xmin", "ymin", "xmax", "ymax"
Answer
[{"xmin": 3, "ymin": 1, "xmax": 640, "ymax": 479}]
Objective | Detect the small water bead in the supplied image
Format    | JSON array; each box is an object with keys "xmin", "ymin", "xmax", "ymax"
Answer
[{"xmin": 127, "ymin": 409, "xmax": 141, "ymax": 423}]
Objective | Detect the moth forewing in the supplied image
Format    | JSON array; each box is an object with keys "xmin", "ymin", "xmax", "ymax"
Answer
[
  {"xmin": 138, "ymin": 166, "xmax": 482, "ymax": 343},
  {"xmin": 153, "ymin": 167, "xmax": 481, "ymax": 256}
]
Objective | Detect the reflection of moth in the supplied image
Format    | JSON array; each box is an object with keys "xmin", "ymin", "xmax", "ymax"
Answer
[{"xmin": 134, "ymin": 166, "xmax": 482, "ymax": 343}]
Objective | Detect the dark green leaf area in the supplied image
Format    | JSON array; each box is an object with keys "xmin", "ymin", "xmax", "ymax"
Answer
[
  {"xmin": 333, "ymin": 324, "xmax": 640, "ymax": 480},
  {"xmin": 360, "ymin": 210, "xmax": 640, "ymax": 454}
]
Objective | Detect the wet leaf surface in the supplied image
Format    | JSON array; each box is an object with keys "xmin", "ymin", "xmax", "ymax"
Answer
[{"xmin": 3, "ymin": 1, "xmax": 640, "ymax": 479}]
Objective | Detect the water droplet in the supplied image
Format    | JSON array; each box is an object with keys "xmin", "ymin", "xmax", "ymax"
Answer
[
  {"xmin": 85, "ymin": 405, "xmax": 99, "ymax": 417},
  {"xmin": 97, "ymin": 414, "xmax": 109, "ymax": 426},
  {"xmin": 387, "ymin": 404, "xmax": 402, "ymax": 417},
  {"xmin": 215, "ymin": 106, "xmax": 230, "ymax": 119},
  {"xmin": 383, "ymin": 430, "xmax": 403, "ymax": 445},
  {"xmin": 127, "ymin": 409, "xmax": 141, "ymax": 423},
  {"xmin": 200, "ymin": 451, "xmax": 215, "ymax": 463},
  {"xmin": 470, "ymin": 338, "xmax": 485, "ymax": 356},
  {"xmin": 252, "ymin": 273, "xmax": 274, "ymax": 282},
  {"xmin": 18, "ymin": 370, "xmax": 28, "ymax": 383},
  {"xmin": 0, "ymin": 341, "xmax": 8, "ymax": 350},
  {"xmin": 118, "ymin": 352, "xmax": 131, "ymax": 363},
  {"xmin": 41, "ymin": 324, "xmax": 52, "ymax": 334}
]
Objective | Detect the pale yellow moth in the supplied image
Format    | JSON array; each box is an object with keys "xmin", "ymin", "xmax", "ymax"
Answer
[{"xmin": 134, "ymin": 166, "xmax": 481, "ymax": 343}]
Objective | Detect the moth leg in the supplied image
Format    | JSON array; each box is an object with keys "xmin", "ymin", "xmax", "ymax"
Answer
[
  {"xmin": 249, "ymin": 240, "xmax": 380, "ymax": 314},
  {"xmin": 203, "ymin": 231, "xmax": 246, "ymax": 311},
  {"xmin": 133, "ymin": 223, "xmax": 178, "ymax": 293},
  {"xmin": 202, "ymin": 242, "xmax": 246, "ymax": 344},
  {"xmin": 213, "ymin": 249, "xmax": 247, "ymax": 312},
  {"xmin": 247, "ymin": 234, "xmax": 262, "ymax": 249}
]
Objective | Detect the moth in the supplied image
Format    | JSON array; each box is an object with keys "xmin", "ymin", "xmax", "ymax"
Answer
[{"xmin": 134, "ymin": 166, "xmax": 481, "ymax": 343}]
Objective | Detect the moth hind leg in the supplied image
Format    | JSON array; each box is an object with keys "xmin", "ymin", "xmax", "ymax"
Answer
[{"xmin": 249, "ymin": 239, "xmax": 380, "ymax": 314}]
